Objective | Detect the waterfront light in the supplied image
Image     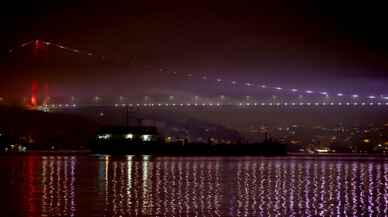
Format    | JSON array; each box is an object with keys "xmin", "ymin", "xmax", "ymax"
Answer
[
  {"xmin": 97, "ymin": 134, "xmax": 112, "ymax": 139},
  {"xmin": 315, "ymin": 148, "xmax": 330, "ymax": 153}
]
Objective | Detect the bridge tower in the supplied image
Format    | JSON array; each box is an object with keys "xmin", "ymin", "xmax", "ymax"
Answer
[
  {"xmin": 28, "ymin": 40, "xmax": 49, "ymax": 107},
  {"xmin": 30, "ymin": 80, "xmax": 38, "ymax": 107}
]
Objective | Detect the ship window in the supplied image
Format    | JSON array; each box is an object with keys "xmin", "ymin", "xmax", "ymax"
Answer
[
  {"xmin": 97, "ymin": 134, "xmax": 112, "ymax": 139},
  {"xmin": 142, "ymin": 134, "xmax": 152, "ymax": 142},
  {"xmin": 125, "ymin": 133, "xmax": 134, "ymax": 139}
]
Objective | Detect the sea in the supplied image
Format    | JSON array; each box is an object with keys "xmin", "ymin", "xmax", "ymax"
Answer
[{"xmin": 0, "ymin": 153, "xmax": 387, "ymax": 216}]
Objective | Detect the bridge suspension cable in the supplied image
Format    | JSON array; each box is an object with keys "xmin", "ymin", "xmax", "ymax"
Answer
[{"xmin": 7, "ymin": 39, "xmax": 388, "ymax": 101}]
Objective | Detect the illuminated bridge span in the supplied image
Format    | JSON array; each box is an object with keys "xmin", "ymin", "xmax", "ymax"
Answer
[
  {"xmin": 6, "ymin": 39, "xmax": 388, "ymax": 110},
  {"xmin": 43, "ymin": 101, "xmax": 388, "ymax": 111}
]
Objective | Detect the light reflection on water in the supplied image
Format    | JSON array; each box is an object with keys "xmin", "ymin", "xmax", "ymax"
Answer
[{"xmin": 0, "ymin": 155, "xmax": 387, "ymax": 216}]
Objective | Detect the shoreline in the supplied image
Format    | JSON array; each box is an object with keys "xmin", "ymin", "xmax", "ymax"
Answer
[{"xmin": 1, "ymin": 150, "xmax": 388, "ymax": 159}]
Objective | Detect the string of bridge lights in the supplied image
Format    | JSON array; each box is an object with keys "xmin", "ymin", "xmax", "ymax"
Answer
[
  {"xmin": 8, "ymin": 39, "xmax": 388, "ymax": 101},
  {"xmin": 169, "ymin": 71, "xmax": 387, "ymax": 100},
  {"xmin": 43, "ymin": 102, "xmax": 388, "ymax": 110},
  {"xmin": 8, "ymin": 40, "xmax": 102, "ymax": 59}
]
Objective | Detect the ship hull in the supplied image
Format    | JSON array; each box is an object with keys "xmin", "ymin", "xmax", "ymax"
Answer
[{"xmin": 91, "ymin": 141, "xmax": 288, "ymax": 156}]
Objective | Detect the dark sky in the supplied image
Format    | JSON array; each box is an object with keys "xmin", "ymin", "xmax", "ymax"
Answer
[{"xmin": 1, "ymin": 1, "xmax": 388, "ymax": 96}]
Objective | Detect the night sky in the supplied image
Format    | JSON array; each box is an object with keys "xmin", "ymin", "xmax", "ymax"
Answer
[{"xmin": 1, "ymin": 1, "xmax": 388, "ymax": 97}]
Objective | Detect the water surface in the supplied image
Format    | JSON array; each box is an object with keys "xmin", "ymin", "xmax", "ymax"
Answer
[{"xmin": 1, "ymin": 154, "xmax": 387, "ymax": 216}]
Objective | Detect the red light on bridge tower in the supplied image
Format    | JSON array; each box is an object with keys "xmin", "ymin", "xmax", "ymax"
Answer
[
  {"xmin": 33, "ymin": 39, "xmax": 47, "ymax": 57},
  {"xmin": 34, "ymin": 40, "xmax": 44, "ymax": 50},
  {"xmin": 30, "ymin": 80, "xmax": 38, "ymax": 107}
]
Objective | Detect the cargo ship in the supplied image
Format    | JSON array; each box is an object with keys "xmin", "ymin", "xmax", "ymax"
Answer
[{"xmin": 90, "ymin": 126, "xmax": 287, "ymax": 156}]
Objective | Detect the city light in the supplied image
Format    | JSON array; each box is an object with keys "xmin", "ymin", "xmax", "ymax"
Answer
[{"xmin": 315, "ymin": 148, "xmax": 330, "ymax": 153}]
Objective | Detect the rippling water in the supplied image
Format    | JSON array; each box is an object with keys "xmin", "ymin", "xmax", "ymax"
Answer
[{"xmin": 0, "ymin": 155, "xmax": 387, "ymax": 216}]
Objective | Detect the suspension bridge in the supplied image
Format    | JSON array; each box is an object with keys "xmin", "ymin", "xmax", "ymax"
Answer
[{"xmin": 3, "ymin": 39, "xmax": 388, "ymax": 111}]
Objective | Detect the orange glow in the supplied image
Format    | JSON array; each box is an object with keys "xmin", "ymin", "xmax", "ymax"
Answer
[{"xmin": 30, "ymin": 96, "xmax": 37, "ymax": 107}]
